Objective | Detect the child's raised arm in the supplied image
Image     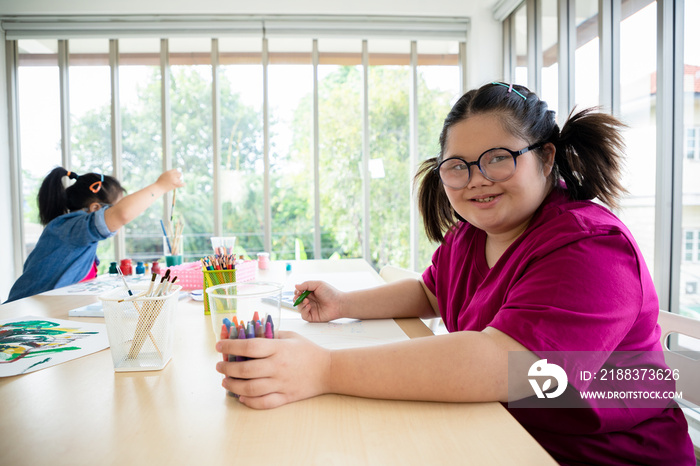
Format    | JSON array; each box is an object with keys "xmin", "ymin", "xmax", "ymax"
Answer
[{"xmin": 104, "ymin": 169, "xmax": 184, "ymax": 232}]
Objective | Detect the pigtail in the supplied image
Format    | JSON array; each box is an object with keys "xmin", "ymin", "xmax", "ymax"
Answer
[
  {"xmin": 414, "ymin": 157, "xmax": 455, "ymax": 243},
  {"xmin": 38, "ymin": 167, "xmax": 74, "ymax": 226},
  {"xmin": 556, "ymin": 107, "xmax": 628, "ymax": 209}
]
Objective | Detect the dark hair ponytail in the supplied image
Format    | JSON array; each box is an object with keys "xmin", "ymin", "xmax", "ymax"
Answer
[
  {"xmin": 554, "ymin": 107, "xmax": 627, "ymax": 209},
  {"xmin": 414, "ymin": 81, "xmax": 628, "ymax": 243},
  {"xmin": 37, "ymin": 167, "xmax": 125, "ymax": 226},
  {"xmin": 415, "ymin": 158, "xmax": 456, "ymax": 243},
  {"xmin": 38, "ymin": 167, "xmax": 72, "ymax": 226}
]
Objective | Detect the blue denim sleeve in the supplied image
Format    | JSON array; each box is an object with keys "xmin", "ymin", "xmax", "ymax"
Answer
[{"xmin": 54, "ymin": 208, "xmax": 115, "ymax": 245}]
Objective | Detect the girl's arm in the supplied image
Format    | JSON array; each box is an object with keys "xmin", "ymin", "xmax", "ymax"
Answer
[
  {"xmin": 295, "ymin": 278, "xmax": 440, "ymax": 322},
  {"xmin": 327, "ymin": 327, "xmax": 534, "ymax": 402},
  {"xmin": 215, "ymin": 326, "xmax": 534, "ymax": 409},
  {"xmin": 104, "ymin": 169, "xmax": 184, "ymax": 232}
]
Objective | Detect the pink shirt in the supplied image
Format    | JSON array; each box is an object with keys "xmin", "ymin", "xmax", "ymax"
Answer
[{"xmin": 422, "ymin": 187, "xmax": 694, "ymax": 465}]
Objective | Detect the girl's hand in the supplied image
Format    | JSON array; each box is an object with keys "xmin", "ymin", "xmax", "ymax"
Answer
[
  {"xmin": 294, "ymin": 281, "xmax": 344, "ymax": 322},
  {"xmin": 215, "ymin": 331, "xmax": 331, "ymax": 409},
  {"xmin": 157, "ymin": 168, "xmax": 185, "ymax": 191}
]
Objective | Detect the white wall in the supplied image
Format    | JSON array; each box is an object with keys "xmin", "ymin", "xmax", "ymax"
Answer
[{"xmin": 0, "ymin": 0, "xmax": 504, "ymax": 302}]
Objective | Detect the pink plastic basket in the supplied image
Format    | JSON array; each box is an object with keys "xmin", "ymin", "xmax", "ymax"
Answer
[
  {"xmin": 165, "ymin": 260, "xmax": 257, "ymax": 291},
  {"xmin": 234, "ymin": 260, "xmax": 256, "ymax": 282},
  {"xmin": 164, "ymin": 262, "xmax": 202, "ymax": 290}
]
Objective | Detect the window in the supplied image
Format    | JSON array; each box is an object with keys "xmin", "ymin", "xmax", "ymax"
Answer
[
  {"xmin": 317, "ymin": 38, "xmax": 364, "ymax": 261},
  {"xmin": 417, "ymin": 40, "xmax": 461, "ymax": 269},
  {"xmin": 17, "ymin": 40, "xmax": 60, "ymax": 257},
  {"xmin": 540, "ymin": 0, "xmax": 559, "ymax": 111},
  {"xmin": 681, "ymin": 1, "xmax": 700, "ymax": 319},
  {"xmin": 617, "ymin": 1, "xmax": 657, "ymax": 275},
  {"xmin": 684, "ymin": 230, "xmax": 700, "ymax": 263},
  {"xmin": 168, "ymin": 38, "xmax": 214, "ymax": 261},
  {"xmin": 502, "ymin": 0, "xmax": 698, "ymax": 324},
  {"xmin": 368, "ymin": 39, "xmax": 411, "ymax": 268},
  {"xmin": 12, "ymin": 19, "xmax": 467, "ymax": 273},
  {"xmin": 513, "ymin": 3, "xmax": 528, "ymax": 86},
  {"xmin": 574, "ymin": 0, "xmax": 599, "ymax": 109},
  {"xmin": 681, "ymin": 231, "xmax": 700, "ymax": 319},
  {"xmin": 118, "ymin": 38, "xmax": 163, "ymax": 263},
  {"xmin": 686, "ymin": 127, "xmax": 700, "ymax": 161},
  {"xmin": 268, "ymin": 38, "xmax": 314, "ymax": 260},
  {"xmin": 219, "ymin": 37, "xmax": 265, "ymax": 255}
]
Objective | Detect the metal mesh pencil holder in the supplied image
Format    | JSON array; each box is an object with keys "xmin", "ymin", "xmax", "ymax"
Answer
[
  {"xmin": 203, "ymin": 269, "xmax": 236, "ymax": 315},
  {"xmin": 99, "ymin": 284, "xmax": 181, "ymax": 372}
]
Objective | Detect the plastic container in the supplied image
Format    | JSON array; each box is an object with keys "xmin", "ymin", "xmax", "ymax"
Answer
[
  {"xmin": 165, "ymin": 260, "xmax": 256, "ymax": 293},
  {"xmin": 206, "ymin": 281, "xmax": 282, "ymax": 339},
  {"xmin": 99, "ymin": 284, "xmax": 181, "ymax": 372},
  {"xmin": 210, "ymin": 236, "xmax": 236, "ymax": 253},
  {"xmin": 164, "ymin": 236, "xmax": 183, "ymax": 266},
  {"xmin": 257, "ymin": 252, "xmax": 270, "ymax": 270},
  {"xmin": 203, "ymin": 269, "xmax": 236, "ymax": 315},
  {"xmin": 165, "ymin": 261, "xmax": 204, "ymax": 290},
  {"xmin": 119, "ymin": 259, "xmax": 133, "ymax": 275}
]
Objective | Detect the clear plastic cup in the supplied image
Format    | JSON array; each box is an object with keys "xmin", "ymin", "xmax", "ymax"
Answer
[{"xmin": 206, "ymin": 281, "xmax": 283, "ymax": 340}]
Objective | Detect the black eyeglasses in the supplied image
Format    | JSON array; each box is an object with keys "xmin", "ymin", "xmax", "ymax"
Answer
[{"xmin": 435, "ymin": 142, "xmax": 545, "ymax": 189}]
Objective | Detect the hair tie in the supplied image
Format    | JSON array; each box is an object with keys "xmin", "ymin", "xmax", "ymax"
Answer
[
  {"xmin": 491, "ymin": 82, "xmax": 527, "ymax": 101},
  {"xmin": 89, "ymin": 173, "xmax": 104, "ymax": 194},
  {"xmin": 61, "ymin": 171, "xmax": 78, "ymax": 189}
]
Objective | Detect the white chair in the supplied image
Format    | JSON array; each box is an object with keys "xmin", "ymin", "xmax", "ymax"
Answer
[
  {"xmin": 658, "ymin": 310, "xmax": 700, "ymax": 459},
  {"xmin": 379, "ymin": 265, "xmax": 421, "ymax": 283},
  {"xmin": 378, "ymin": 265, "xmax": 444, "ymax": 333}
]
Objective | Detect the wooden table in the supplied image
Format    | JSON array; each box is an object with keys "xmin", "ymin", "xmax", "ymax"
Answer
[{"xmin": 0, "ymin": 259, "xmax": 555, "ymax": 465}]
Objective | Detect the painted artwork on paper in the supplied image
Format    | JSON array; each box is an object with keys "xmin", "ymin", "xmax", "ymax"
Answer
[{"xmin": 0, "ymin": 316, "xmax": 109, "ymax": 377}]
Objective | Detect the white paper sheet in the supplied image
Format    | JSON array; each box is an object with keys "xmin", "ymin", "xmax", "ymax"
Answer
[{"xmin": 280, "ymin": 318, "xmax": 409, "ymax": 350}]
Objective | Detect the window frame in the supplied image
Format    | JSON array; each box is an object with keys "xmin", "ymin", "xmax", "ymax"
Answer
[{"xmin": 500, "ymin": 0, "xmax": 690, "ymax": 319}]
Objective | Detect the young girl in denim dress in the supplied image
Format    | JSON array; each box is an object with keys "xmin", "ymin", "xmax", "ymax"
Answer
[{"xmin": 7, "ymin": 167, "xmax": 183, "ymax": 302}]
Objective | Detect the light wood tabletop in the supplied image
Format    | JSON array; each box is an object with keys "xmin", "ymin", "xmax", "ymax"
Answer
[{"xmin": 0, "ymin": 259, "xmax": 555, "ymax": 465}]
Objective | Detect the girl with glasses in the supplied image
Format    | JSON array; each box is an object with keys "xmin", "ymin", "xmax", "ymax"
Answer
[
  {"xmin": 216, "ymin": 82, "xmax": 695, "ymax": 465},
  {"xmin": 6, "ymin": 167, "xmax": 184, "ymax": 302}
]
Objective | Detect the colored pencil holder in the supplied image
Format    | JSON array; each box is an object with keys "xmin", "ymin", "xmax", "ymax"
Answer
[
  {"xmin": 100, "ymin": 284, "xmax": 181, "ymax": 372},
  {"xmin": 206, "ymin": 281, "xmax": 283, "ymax": 340},
  {"xmin": 203, "ymin": 269, "xmax": 236, "ymax": 315}
]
